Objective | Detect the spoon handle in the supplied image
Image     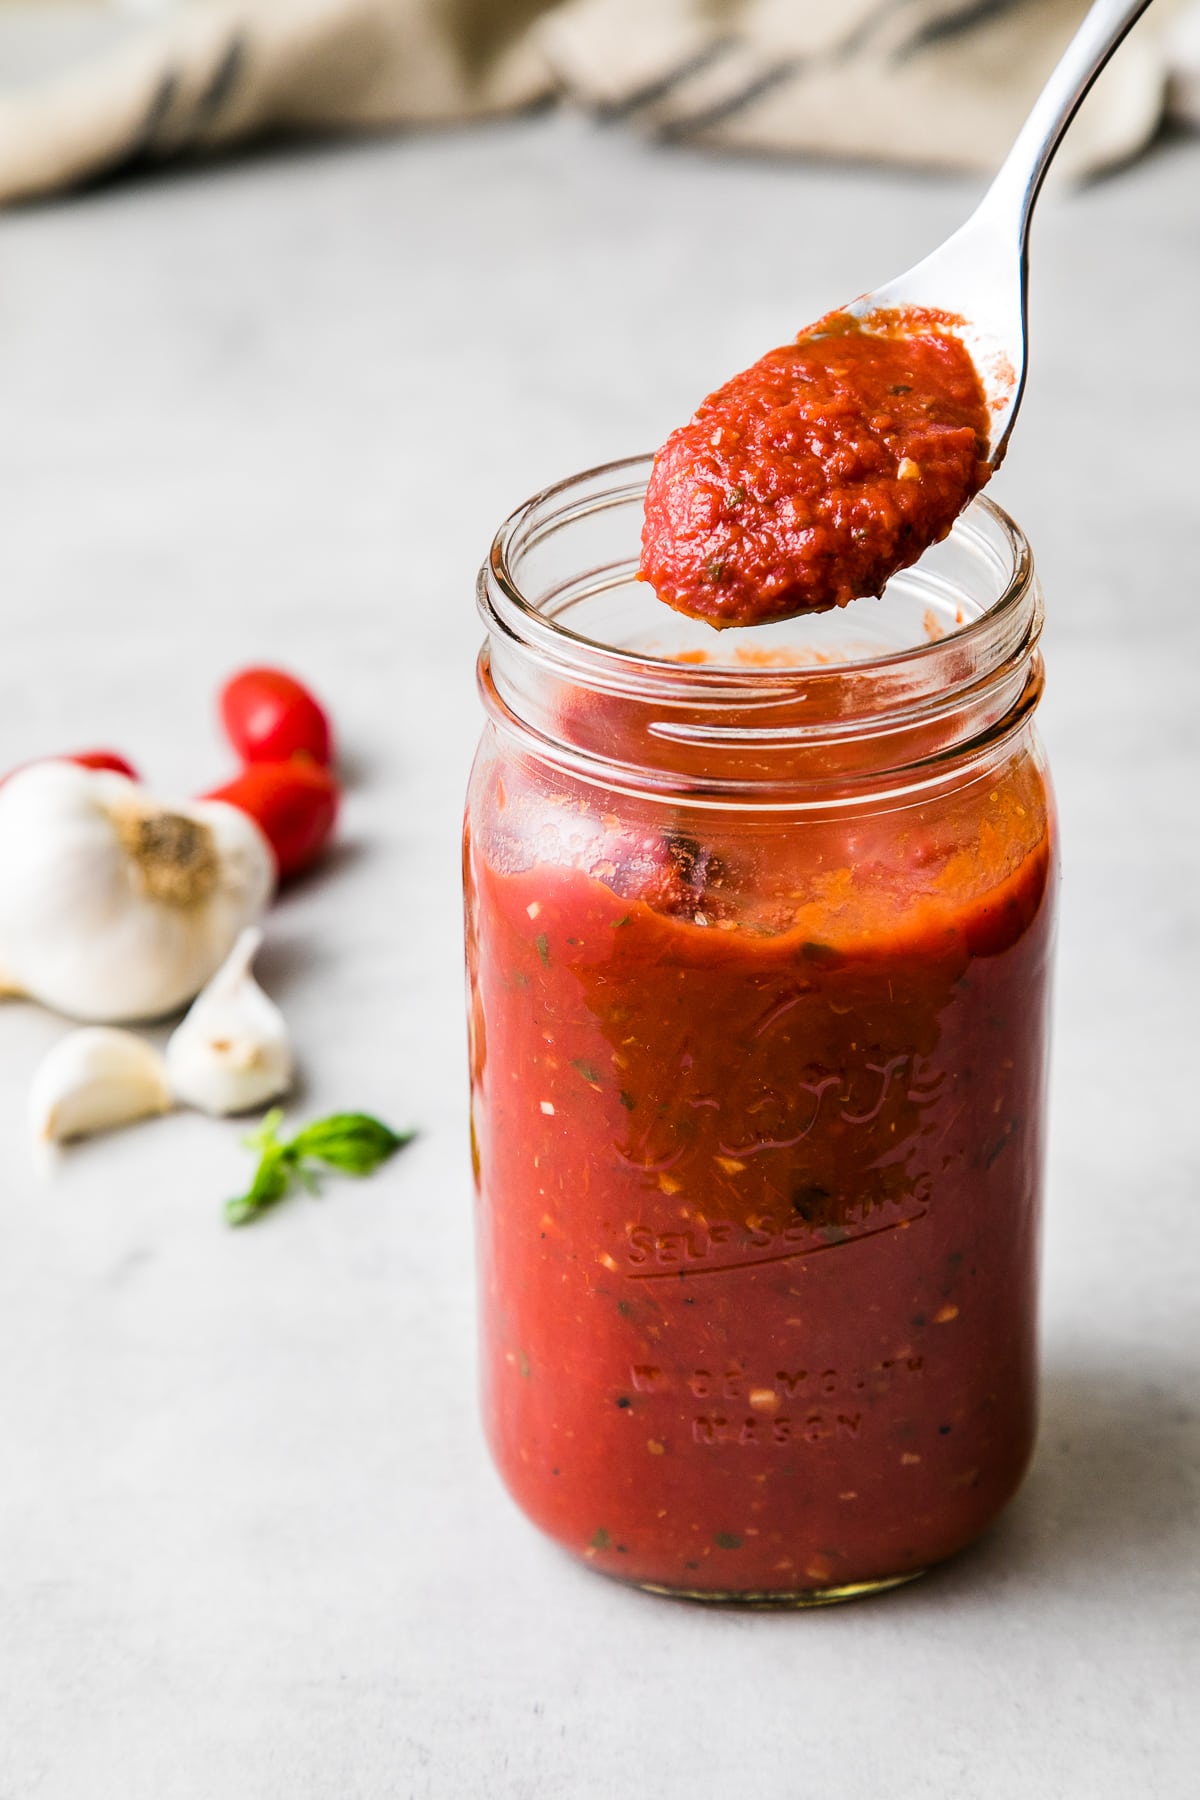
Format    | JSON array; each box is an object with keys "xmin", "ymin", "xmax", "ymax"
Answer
[{"xmin": 980, "ymin": 0, "xmax": 1157, "ymax": 247}]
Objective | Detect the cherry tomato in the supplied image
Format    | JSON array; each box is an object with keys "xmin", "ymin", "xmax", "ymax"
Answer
[
  {"xmin": 219, "ymin": 667, "xmax": 333, "ymax": 767},
  {"xmin": 68, "ymin": 750, "xmax": 140, "ymax": 779},
  {"xmin": 2, "ymin": 749, "xmax": 140, "ymax": 786},
  {"xmin": 204, "ymin": 760, "xmax": 339, "ymax": 880}
]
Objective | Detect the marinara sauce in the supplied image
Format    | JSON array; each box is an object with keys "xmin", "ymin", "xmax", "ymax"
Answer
[
  {"xmin": 640, "ymin": 309, "xmax": 992, "ymax": 628},
  {"xmin": 467, "ymin": 462, "xmax": 1056, "ymax": 1602}
]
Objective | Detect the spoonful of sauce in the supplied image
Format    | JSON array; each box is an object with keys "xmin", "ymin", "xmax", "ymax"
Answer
[{"xmin": 640, "ymin": 0, "xmax": 1155, "ymax": 629}]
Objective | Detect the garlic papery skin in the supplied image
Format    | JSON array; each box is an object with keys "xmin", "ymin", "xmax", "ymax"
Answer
[
  {"xmin": 165, "ymin": 926, "xmax": 293, "ymax": 1116},
  {"xmin": 30, "ymin": 1026, "xmax": 171, "ymax": 1148},
  {"xmin": 0, "ymin": 761, "xmax": 275, "ymax": 1022}
]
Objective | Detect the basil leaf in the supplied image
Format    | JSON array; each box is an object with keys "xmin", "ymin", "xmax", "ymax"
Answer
[
  {"xmin": 226, "ymin": 1111, "xmax": 414, "ymax": 1225},
  {"xmin": 241, "ymin": 1107, "xmax": 286, "ymax": 1157},
  {"xmin": 289, "ymin": 1112, "xmax": 414, "ymax": 1175},
  {"xmin": 225, "ymin": 1146, "xmax": 293, "ymax": 1227}
]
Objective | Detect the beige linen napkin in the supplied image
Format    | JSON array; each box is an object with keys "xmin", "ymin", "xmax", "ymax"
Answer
[
  {"xmin": 544, "ymin": 0, "xmax": 1173, "ymax": 175},
  {"xmin": 0, "ymin": 0, "xmax": 1186, "ymax": 206}
]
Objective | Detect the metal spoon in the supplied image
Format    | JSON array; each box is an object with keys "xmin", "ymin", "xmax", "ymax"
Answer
[{"xmin": 847, "ymin": 0, "xmax": 1157, "ymax": 465}]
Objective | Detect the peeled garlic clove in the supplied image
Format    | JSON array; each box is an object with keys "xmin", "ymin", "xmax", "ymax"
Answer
[
  {"xmin": 30, "ymin": 1026, "xmax": 171, "ymax": 1147},
  {"xmin": 0, "ymin": 760, "xmax": 274, "ymax": 1022},
  {"xmin": 166, "ymin": 926, "xmax": 293, "ymax": 1116}
]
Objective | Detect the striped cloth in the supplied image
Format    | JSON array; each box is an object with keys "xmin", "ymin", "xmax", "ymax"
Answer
[{"xmin": 0, "ymin": 0, "xmax": 1191, "ymax": 206}]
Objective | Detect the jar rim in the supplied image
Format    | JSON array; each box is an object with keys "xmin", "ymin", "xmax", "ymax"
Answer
[{"xmin": 479, "ymin": 453, "xmax": 1036, "ymax": 706}]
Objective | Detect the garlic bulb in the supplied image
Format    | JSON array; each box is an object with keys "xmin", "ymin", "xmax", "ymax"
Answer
[
  {"xmin": 0, "ymin": 761, "xmax": 274, "ymax": 1022},
  {"xmin": 30, "ymin": 1026, "xmax": 171, "ymax": 1147},
  {"xmin": 165, "ymin": 926, "xmax": 293, "ymax": 1115}
]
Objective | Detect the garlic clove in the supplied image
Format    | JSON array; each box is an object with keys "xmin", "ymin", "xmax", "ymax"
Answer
[
  {"xmin": 0, "ymin": 761, "xmax": 275, "ymax": 1022},
  {"xmin": 30, "ymin": 1026, "xmax": 172, "ymax": 1148},
  {"xmin": 165, "ymin": 926, "xmax": 293, "ymax": 1116}
]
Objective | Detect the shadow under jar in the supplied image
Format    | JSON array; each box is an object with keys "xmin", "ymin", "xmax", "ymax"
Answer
[{"xmin": 465, "ymin": 457, "xmax": 1058, "ymax": 1604}]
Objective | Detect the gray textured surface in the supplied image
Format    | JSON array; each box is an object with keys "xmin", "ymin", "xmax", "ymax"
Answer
[{"xmin": 0, "ymin": 115, "xmax": 1196, "ymax": 1798}]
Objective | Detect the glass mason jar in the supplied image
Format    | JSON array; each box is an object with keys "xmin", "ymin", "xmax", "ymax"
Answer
[{"xmin": 465, "ymin": 457, "xmax": 1057, "ymax": 1604}]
